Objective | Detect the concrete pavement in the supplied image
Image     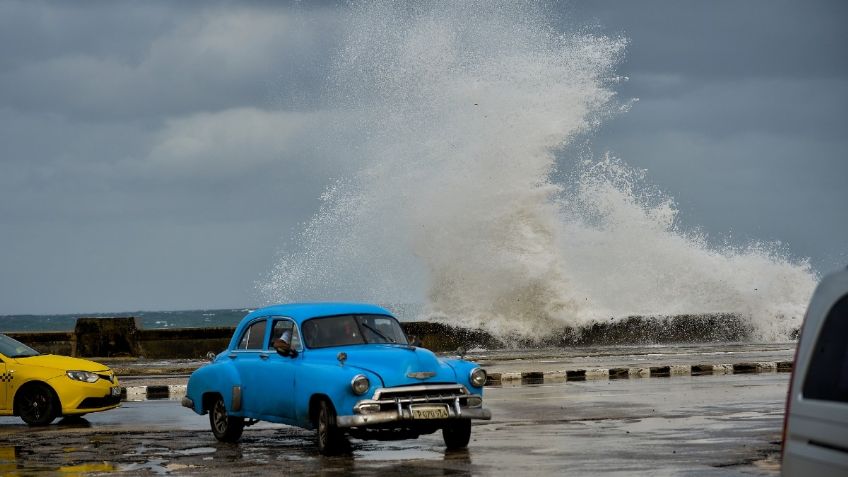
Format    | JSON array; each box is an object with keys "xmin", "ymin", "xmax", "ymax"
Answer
[{"xmin": 0, "ymin": 373, "xmax": 789, "ymax": 476}]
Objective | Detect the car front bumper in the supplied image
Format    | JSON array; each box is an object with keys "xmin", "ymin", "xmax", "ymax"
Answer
[
  {"xmin": 336, "ymin": 402, "xmax": 491, "ymax": 428},
  {"xmin": 52, "ymin": 376, "xmax": 122, "ymax": 415},
  {"xmin": 181, "ymin": 397, "xmax": 194, "ymax": 410}
]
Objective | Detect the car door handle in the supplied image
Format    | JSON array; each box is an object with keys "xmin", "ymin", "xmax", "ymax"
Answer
[
  {"xmin": 228, "ymin": 353, "xmax": 237, "ymax": 359},
  {"xmin": 260, "ymin": 353, "xmax": 269, "ymax": 360}
]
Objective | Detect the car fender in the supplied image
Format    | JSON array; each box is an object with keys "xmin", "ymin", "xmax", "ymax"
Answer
[
  {"xmin": 6, "ymin": 362, "xmax": 65, "ymax": 410},
  {"xmin": 185, "ymin": 359, "xmax": 243, "ymax": 415},
  {"xmin": 292, "ymin": 360, "xmax": 383, "ymax": 428},
  {"xmin": 442, "ymin": 358, "xmax": 485, "ymax": 395}
]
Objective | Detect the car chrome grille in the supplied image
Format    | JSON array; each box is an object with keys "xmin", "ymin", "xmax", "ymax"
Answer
[
  {"xmin": 364, "ymin": 384, "xmax": 470, "ymax": 413},
  {"xmin": 373, "ymin": 384, "xmax": 466, "ymax": 400}
]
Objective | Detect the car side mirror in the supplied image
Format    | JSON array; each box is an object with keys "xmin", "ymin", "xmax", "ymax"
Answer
[{"xmin": 408, "ymin": 335, "xmax": 423, "ymax": 348}]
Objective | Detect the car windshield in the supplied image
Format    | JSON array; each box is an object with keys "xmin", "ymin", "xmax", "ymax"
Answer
[
  {"xmin": 302, "ymin": 314, "xmax": 408, "ymax": 349},
  {"xmin": 0, "ymin": 334, "xmax": 40, "ymax": 358}
]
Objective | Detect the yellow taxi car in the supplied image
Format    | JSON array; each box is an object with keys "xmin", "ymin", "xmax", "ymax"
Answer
[{"xmin": 0, "ymin": 333, "xmax": 121, "ymax": 425}]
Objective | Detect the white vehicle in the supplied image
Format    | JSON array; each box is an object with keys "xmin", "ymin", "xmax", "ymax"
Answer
[{"xmin": 783, "ymin": 267, "xmax": 848, "ymax": 476}]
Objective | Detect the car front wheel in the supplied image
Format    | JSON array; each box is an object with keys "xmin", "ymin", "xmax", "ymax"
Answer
[
  {"xmin": 443, "ymin": 419, "xmax": 472, "ymax": 449},
  {"xmin": 209, "ymin": 395, "xmax": 244, "ymax": 442},
  {"xmin": 17, "ymin": 383, "xmax": 57, "ymax": 426},
  {"xmin": 316, "ymin": 399, "xmax": 345, "ymax": 455}
]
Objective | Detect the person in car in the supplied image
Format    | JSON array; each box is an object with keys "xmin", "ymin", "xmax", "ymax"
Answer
[{"xmin": 273, "ymin": 329, "xmax": 293, "ymax": 355}]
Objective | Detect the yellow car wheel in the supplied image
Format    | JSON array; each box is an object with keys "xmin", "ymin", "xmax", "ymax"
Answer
[{"xmin": 16, "ymin": 383, "xmax": 58, "ymax": 426}]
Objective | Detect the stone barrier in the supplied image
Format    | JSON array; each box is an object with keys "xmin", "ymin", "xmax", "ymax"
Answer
[
  {"xmin": 74, "ymin": 317, "xmax": 142, "ymax": 357},
  {"xmin": 5, "ymin": 331, "xmax": 74, "ymax": 355},
  {"xmin": 137, "ymin": 327, "xmax": 233, "ymax": 359},
  {"xmin": 5, "ymin": 313, "xmax": 758, "ymax": 359},
  {"xmin": 5, "ymin": 317, "xmax": 230, "ymax": 359}
]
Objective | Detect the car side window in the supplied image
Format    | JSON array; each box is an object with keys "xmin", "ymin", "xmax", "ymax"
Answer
[
  {"xmin": 802, "ymin": 293, "xmax": 848, "ymax": 402},
  {"xmin": 270, "ymin": 318, "xmax": 301, "ymax": 351},
  {"xmin": 237, "ymin": 319, "xmax": 268, "ymax": 350}
]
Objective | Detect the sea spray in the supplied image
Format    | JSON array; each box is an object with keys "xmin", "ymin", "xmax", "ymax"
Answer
[
  {"xmin": 259, "ymin": 1, "xmax": 816, "ymax": 341},
  {"xmin": 557, "ymin": 155, "xmax": 816, "ymax": 341}
]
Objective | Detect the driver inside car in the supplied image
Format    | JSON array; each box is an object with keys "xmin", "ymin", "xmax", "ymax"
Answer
[{"xmin": 273, "ymin": 328, "xmax": 293, "ymax": 355}]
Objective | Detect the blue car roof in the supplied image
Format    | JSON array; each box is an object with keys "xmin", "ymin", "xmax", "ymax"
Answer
[{"xmin": 242, "ymin": 302, "xmax": 394, "ymax": 325}]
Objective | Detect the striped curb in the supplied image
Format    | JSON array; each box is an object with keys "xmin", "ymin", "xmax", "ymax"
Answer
[
  {"xmin": 484, "ymin": 360, "xmax": 794, "ymax": 385},
  {"xmin": 115, "ymin": 360, "xmax": 793, "ymax": 399},
  {"xmin": 121, "ymin": 384, "xmax": 187, "ymax": 401}
]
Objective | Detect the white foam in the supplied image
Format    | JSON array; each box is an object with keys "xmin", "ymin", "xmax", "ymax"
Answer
[{"xmin": 259, "ymin": 1, "xmax": 816, "ymax": 341}]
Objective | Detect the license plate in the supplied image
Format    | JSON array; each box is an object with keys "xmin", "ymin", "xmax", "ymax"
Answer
[
  {"xmin": 410, "ymin": 404, "xmax": 449, "ymax": 419},
  {"xmin": 110, "ymin": 386, "xmax": 121, "ymax": 397}
]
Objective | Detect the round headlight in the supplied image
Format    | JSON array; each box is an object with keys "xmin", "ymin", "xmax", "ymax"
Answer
[
  {"xmin": 351, "ymin": 374, "xmax": 370, "ymax": 395},
  {"xmin": 469, "ymin": 368, "xmax": 487, "ymax": 387}
]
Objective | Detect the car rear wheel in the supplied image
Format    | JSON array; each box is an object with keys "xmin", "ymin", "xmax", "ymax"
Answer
[
  {"xmin": 17, "ymin": 383, "xmax": 58, "ymax": 426},
  {"xmin": 209, "ymin": 395, "xmax": 244, "ymax": 442},
  {"xmin": 316, "ymin": 399, "xmax": 345, "ymax": 455},
  {"xmin": 442, "ymin": 419, "xmax": 472, "ymax": 449}
]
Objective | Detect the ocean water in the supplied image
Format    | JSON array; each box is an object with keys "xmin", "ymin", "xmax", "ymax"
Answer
[
  {"xmin": 258, "ymin": 1, "xmax": 817, "ymax": 342},
  {"xmin": 0, "ymin": 309, "xmax": 250, "ymax": 332},
  {"xmin": 0, "ymin": 304, "xmax": 424, "ymax": 333}
]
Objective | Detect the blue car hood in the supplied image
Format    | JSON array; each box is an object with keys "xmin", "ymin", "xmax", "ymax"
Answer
[{"xmin": 310, "ymin": 345, "xmax": 458, "ymax": 388}]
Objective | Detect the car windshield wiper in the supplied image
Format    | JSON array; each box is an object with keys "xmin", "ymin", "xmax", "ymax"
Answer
[
  {"xmin": 10, "ymin": 353, "xmax": 38, "ymax": 358},
  {"xmin": 360, "ymin": 323, "xmax": 395, "ymax": 343}
]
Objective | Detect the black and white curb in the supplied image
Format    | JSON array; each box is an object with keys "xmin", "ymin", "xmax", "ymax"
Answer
[
  {"xmin": 485, "ymin": 360, "xmax": 794, "ymax": 385},
  {"xmin": 121, "ymin": 384, "xmax": 187, "ymax": 402},
  {"xmin": 116, "ymin": 361, "xmax": 793, "ymax": 400}
]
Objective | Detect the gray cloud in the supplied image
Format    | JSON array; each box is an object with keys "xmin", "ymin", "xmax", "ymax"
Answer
[
  {"xmin": 565, "ymin": 0, "xmax": 848, "ymax": 80},
  {"xmin": 0, "ymin": 0, "xmax": 845, "ymax": 314},
  {"xmin": 0, "ymin": 2, "xmax": 342, "ymax": 120},
  {"xmin": 572, "ymin": 1, "xmax": 848, "ymax": 274},
  {"xmin": 615, "ymin": 77, "xmax": 848, "ymax": 139}
]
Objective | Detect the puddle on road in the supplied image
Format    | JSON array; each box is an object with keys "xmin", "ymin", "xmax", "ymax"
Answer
[
  {"xmin": 1, "ymin": 424, "xmax": 478, "ymax": 475},
  {"xmin": 121, "ymin": 457, "xmax": 173, "ymax": 475},
  {"xmin": 354, "ymin": 444, "xmax": 444, "ymax": 461},
  {"xmin": 176, "ymin": 446, "xmax": 217, "ymax": 456},
  {"xmin": 0, "ymin": 444, "xmax": 117, "ymax": 475}
]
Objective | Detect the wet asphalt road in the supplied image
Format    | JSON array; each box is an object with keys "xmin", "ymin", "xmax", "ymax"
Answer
[{"xmin": 0, "ymin": 372, "xmax": 786, "ymax": 476}]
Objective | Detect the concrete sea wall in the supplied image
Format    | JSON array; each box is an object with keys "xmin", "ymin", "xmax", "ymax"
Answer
[{"xmin": 6, "ymin": 314, "xmax": 753, "ymax": 359}]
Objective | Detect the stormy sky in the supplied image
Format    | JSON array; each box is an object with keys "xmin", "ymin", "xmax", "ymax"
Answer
[{"xmin": 1, "ymin": 0, "xmax": 845, "ymax": 315}]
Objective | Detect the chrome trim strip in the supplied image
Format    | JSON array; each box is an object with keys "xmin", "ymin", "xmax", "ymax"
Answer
[
  {"xmin": 406, "ymin": 371, "xmax": 436, "ymax": 379},
  {"xmin": 358, "ymin": 395, "xmax": 468, "ymax": 406},
  {"xmin": 336, "ymin": 407, "xmax": 491, "ymax": 428},
  {"xmin": 371, "ymin": 384, "xmax": 468, "ymax": 400}
]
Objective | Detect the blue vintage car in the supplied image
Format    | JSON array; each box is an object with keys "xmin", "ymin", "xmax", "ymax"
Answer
[{"xmin": 182, "ymin": 303, "xmax": 491, "ymax": 454}]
